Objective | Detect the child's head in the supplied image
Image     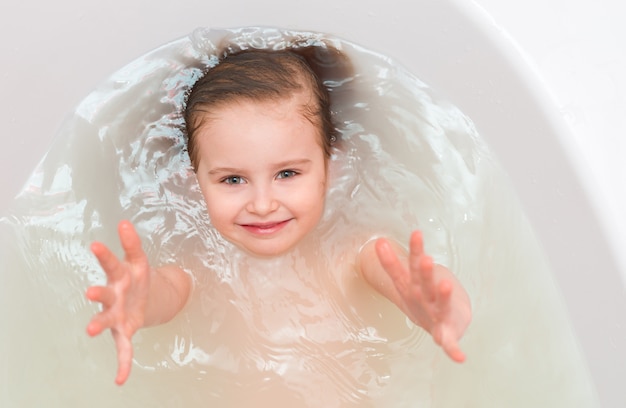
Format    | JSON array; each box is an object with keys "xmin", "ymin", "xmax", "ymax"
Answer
[
  {"xmin": 184, "ymin": 48, "xmax": 337, "ymax": 172},
  {"xmin": 183, "ymin": 45, "xmax": 346, "ymax": 257}
]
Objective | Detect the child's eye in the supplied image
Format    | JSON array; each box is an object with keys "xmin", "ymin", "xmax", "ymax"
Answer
[
  {"xmin": 276, "ymin": 170, "xmax": 297, "ymax": 179},
  {"xmin": 222, "ymin": 176, "xmax": 245, "ymax": 185}
]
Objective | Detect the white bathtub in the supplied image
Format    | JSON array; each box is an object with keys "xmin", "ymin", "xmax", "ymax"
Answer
[{"xmin": 1, "ymin": 0, "xmax": 624, "ymax": 406}]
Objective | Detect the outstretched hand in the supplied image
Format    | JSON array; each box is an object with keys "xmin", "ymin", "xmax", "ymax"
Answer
[
  {"xmin": 374, "ymin": 231, "xmax": 471, "ymax": 363},
  {"xmin": 86, "ymin": 220, "xmax": 151, "ymax": 385}
]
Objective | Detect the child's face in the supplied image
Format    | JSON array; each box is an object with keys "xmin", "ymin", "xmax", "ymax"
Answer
[{"xmin": 194, "ymin": 93, "xmax": 328, "ymax": 257}]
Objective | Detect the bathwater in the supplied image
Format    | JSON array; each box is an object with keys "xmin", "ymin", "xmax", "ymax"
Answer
[{"xmin": 0, "ymin": 27, "xmax": 599, "ymax": 407}]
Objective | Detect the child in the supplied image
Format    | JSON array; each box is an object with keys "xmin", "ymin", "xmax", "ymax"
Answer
[{"xmin": 86, "ymin": 44, "xmax": 472, "ymax": 386}]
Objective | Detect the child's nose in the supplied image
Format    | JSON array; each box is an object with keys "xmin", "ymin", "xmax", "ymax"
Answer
[{"xmin": 246, "ymin": 185, "xmax": 279, "ymax": 215}]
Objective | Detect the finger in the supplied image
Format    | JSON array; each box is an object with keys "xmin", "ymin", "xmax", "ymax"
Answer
[
  {"xmin": 86, "ymin": 286, "xmax": 116, "ymax": 309},
  {"xmin": 416, "ymin": 255, "xmax": 436, "ymax": 301},
  {"xmin": 437, "ymin": 279, "xmax": 453, "ymax": 299},
  {"xmin": 408, "ymin": 231, "xmax": 431, "ymax": 279},
  {"xmin": 112, "ymin": 330, "xmax": 134, "ymax": 385},
  {"xmin": 409, "ymin": 230, "xmax": 425, "ymax": 257},
  {"xmin": 91, "ymin": 242, "xmax": 125, "ymax": 281},
  {"xmin": 86, "ymin": 320, "xmax": 104, "ymax": 337},
  {"xmin": 435, "ymin": 326, "xmax": 466, "ymax": 363},
  {"xmin": 408, "ymin": 232, "xmax": 435, "ymax": 300},
  {"xmin": 442, "ymin": 339, "xmax": 466, "ymax": 363},
  {"xmin": 117, "ymin": 220, "xmax": 146, "ymax": 264},
  {"xmin": 375, "ymin": 238, "xmax": 410, "ymax": 294},
  {"xmin": 86, "ymin": 311, "xmax": 115, "ymax": 337},
  {"xmin": 434, "ymin": 279, "xmax": 453, "ymax": 315}
]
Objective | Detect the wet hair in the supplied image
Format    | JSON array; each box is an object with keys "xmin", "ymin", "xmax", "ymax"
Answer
[{"xmin": 183, "ymin": 44, "xmax": 349, "ymax": 171}]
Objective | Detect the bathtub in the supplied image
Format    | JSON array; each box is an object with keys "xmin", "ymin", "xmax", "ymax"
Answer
[{"xmin": 1, "ymin": 0, "xmax": 624, "ymax": 406}]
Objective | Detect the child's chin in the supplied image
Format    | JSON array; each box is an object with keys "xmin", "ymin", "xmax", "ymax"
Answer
[{"xmin": 241, "ymin": 242, "xmax": 296, "ymax": 259}]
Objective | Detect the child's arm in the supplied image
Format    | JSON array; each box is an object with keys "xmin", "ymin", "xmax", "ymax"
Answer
[
  {"xmin": 357, "ymin": 230, "xmax": 471, "ymax": 362},
  {"xmin": 86, "ymin": 220, "xmax": 192, "ymax": 385}
]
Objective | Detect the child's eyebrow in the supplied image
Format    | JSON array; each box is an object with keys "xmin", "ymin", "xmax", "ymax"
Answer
[
  {"xmin": 207, "ymin": 159, "xmax": 312, "ymax": 175},
  {"xmin": 273, "ymin": 159, "xmax": 312, "ymax": 169},
  {"xmin": 207, "ymin": 167, "xmax": 243, "ymax": 175}
]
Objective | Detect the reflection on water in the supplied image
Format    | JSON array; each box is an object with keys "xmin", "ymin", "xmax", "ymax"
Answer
[{"xmin": 0, "ymin": 27, "xmax": 599, "ymax": 407}]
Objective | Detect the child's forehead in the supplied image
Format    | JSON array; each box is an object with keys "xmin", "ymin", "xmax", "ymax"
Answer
[
  {"xmin": 194, "ymin": 92, "xmax": 325, "ymax": 152},
  {"xmin": 205, "ymin": 90, "xmax": 317, "ymax": 118}
]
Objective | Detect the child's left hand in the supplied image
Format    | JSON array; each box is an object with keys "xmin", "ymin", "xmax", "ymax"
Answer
[{"xmin": 374, "ymin": 231, "xmax": 471, "ymax": 363}]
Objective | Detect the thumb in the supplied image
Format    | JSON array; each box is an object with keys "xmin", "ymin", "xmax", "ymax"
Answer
[{"xmin": 112, "ymin": 330, "xmax": 134, "ymax": 385}]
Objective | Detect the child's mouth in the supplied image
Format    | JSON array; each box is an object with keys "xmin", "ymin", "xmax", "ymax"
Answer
[{"xmin": 240, "ymin": 219, "xmax": 291, "ymax": 236}]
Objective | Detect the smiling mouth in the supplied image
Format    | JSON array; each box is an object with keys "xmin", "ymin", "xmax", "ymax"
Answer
[{"xmin": 239, "ymin": 219, "xmax": 292, "ymax": 236}]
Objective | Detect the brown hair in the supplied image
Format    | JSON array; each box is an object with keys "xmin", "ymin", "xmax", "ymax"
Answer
[{"xmin": 183, "ymin": 44, "xmax": 349, "ymax": 171}]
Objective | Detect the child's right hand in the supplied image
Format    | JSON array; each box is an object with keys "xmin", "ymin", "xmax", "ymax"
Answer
[{"xmin": 86, "ymin": 220, "xmax": 151, "ymax": 385}]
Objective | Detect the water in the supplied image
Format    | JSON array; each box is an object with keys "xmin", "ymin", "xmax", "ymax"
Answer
[{"xmin": 0, "ymin": 27, "xmax": 599, "ymax": 407}]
